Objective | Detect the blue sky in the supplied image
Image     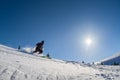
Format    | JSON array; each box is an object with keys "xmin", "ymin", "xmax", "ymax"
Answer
[{"xmin": 0, "ymin": 0, "xmax": 120, "ymax": 62}]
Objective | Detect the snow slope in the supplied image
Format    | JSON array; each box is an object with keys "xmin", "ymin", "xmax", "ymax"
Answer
[
  {"xmin": 0, "ymin": 44, "xmax": 120, "ymax": 80},
  {"xmin": 98, "ymin": 53, "xmax": 120, "ymax": 65}
]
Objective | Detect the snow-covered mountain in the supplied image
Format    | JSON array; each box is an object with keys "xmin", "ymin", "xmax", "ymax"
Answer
[
  {"xmin": 0, "ymin": 44, "xmax": 120, "ymax": 80},
  {"xmin": 98, "ymin": 53, "xmax": 120, "ymax": 65}
]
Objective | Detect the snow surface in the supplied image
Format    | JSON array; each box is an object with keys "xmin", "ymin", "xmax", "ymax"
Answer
[{"xmin": 0, "ymin": 44, "xmax": 120, "ymax": 80}]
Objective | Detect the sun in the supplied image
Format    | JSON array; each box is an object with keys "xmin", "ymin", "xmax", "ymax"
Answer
[{"xmin": 85, "ymin": 38, "xmax": 92, "ymax": 46}]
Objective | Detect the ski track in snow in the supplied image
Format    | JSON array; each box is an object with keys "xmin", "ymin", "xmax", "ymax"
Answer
[{"xmin": 0, "ymin": 44, "xmax": 120, "ymax": 80}]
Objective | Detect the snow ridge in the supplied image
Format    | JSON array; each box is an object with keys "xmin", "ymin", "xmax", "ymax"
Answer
[
  {"xmin": 101, "ymin": 53, "xmax": 120, "ymax": 62},
  {"xmin": 98, "ymin": 52, "xmax": 120, "ymax": 65}
]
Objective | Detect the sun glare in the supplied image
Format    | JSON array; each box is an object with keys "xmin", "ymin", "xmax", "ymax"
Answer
[{"xmin": 85, "ymin": 38, "xmax": 92, "ymax": 46}]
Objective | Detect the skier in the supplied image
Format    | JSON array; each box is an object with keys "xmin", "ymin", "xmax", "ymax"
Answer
[{"xmin": 34, "ymin": 40, "xmax": 44, "ymax": 54}]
